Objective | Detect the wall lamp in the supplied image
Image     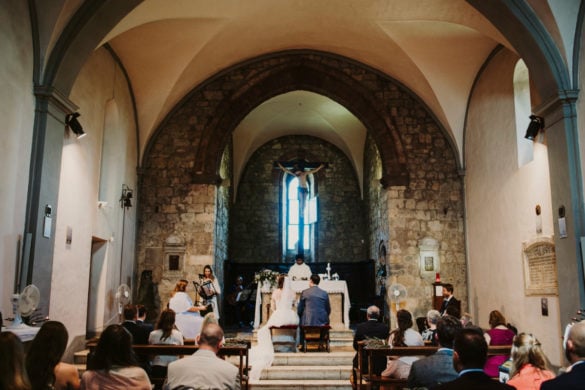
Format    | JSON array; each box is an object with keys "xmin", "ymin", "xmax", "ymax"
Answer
[
  {"xmin": 66, "ymin": 112, "xmax": 86, "ymax": 139},
  {"xmin": 524, "ymin": 115, "xmax": 544, "ymax": 141},
  {"xmin": 120, "ymin": 185, "xmax": 133, "ymax": 209}
]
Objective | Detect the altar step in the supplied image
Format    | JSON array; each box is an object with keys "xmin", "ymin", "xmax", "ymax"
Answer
[
  {"xmin": 250, "ymin": 351, "xmax": 354, "ymax": 390},
  {"xmin": 249, "ymin": 328, "xmax": 355, "ymax": 351}
]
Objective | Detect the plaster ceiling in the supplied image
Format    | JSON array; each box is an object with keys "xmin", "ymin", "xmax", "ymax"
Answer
[{"xmin": 95, "ymin": 0, "xmax": 516, "ymax": 190}]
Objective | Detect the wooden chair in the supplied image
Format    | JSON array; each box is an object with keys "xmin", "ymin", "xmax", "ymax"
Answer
[
  {"xmin": 300, "ymin": 325, "xmax": 331, "ymax": 352},
  {"xmin": 269, "ymin": 324, "xmax": 298, "ymax": 352}
]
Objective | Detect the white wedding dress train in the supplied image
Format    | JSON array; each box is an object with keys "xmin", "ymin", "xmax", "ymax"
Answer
[{"xmin": 249, "ymin": 277, "xmax": 299, "ymax": 381}]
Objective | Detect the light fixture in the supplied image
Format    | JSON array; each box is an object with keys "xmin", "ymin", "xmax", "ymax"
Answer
[
  {"xmin": 66, "ymin": 112, "xmax": 86, "ymax": 139},
  {"xmin": 524, "ymin": 115, "xmax": 544, "ymax": 141},
  {"xmin": 120, "ymin": 185, "xmax": 133, "ymax": 209}
]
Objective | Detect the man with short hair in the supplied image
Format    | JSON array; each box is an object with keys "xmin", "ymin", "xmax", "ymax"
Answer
[
  {"xmin": 121, "ymin": 304, "xmax": 151, "ymax": 374},
  {"xmin": 121, "ymin": 304, "xmax": 150, "ymax": 344},
  {"xmin": 352, "ymin": 306, "xmax": 389, "ymax": 379},
  {"xmin": 166, "ymin": 323, "xmax": 240, "ymax": 390},
  {"xmin": 298, "ymin": 274, "xmax": 330, "ymax": 326},
  {"xmin": 541, "ymin": 321, "xmax": 585, "ymax": 389},
  {"xmin": 298, "ymin": 274, "xmax": 330, "ymax": 348},
  {"xmin": 288, "ymin": 254, "xmax": 312, "ymax": 281},
  {"xmin": 136, "ymin": 304, "xmax": 154, "ymax": 333},
  {"xmin": 408, "ymin": 315, "xmax": 461, "ymax": 388},
  {"xmin": 434, "ymin": 328, "xmax": 514, "ymax": 389},
  {"xmin": 439, "ymin": 283, "xmax": 461, "ymax": 316}
]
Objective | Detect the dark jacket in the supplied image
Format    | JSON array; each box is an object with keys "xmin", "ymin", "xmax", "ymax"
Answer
[{"xmin": 352, "ymin": 319, "xmax": 389, "ymax": 374}]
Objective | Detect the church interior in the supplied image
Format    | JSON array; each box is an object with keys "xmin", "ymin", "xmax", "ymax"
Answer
[{"xmin": 2, "ymin": 0, "xmax": 585, "ymax": 372}]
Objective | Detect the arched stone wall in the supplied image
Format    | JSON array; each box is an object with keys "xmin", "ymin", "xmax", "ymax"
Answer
[
  {"xmin": 144, "ymin": 50, "xmax": 419, "ymax": 187},
  {"xmin": 139, "ymin": 50, "xmax": 465, "ymax": 319}
]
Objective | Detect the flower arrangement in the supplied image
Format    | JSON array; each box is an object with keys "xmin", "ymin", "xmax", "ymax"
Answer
[{"xmin": 254, "ymin": 269, "xmax": 280, "ymax": 287}]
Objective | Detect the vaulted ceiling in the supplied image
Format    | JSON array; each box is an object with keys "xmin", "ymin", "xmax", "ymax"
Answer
[{"xmin": 44, "ymin": 1, "xmax": 568, "ymax": 186}]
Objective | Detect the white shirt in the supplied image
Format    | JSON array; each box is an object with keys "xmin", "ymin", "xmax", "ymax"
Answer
[{"xmin": 288, "ymin": 262, "xmax": 312, "ymax": 280}]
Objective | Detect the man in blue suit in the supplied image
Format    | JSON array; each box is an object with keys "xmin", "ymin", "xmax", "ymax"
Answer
[
  {"xmin": 408, "ymin": 315, "xmax": 461, "ymax": 388},
  {"xmin": 298, "ymin": 274, "xmax": 331, "ymax": 326},
  {"xmin": 541, "ymin": 321, "xmax": 585, "ymax": 390}
]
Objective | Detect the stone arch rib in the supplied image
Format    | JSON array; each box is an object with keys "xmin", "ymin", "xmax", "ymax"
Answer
[{"xmin": 188, "ymin": 52, "xmax": 409, "ymax": 188}]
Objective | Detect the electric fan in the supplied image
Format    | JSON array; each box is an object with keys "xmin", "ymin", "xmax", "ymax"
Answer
[
  {"xmin": 115, "ymin": 283, "xmax": 131, "ymax": 318},
  {"xmin": 388, "ymin": 283, "xmax": 408, "ymax": 312},
  {"xmin": 10, "ymin": 284, "xmax": 41, "ymax": 328}
]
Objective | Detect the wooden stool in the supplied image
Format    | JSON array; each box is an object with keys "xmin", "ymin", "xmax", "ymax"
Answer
[{"xmin": 300, "ymin": 325, "xmax": 331, "ymax": 352}]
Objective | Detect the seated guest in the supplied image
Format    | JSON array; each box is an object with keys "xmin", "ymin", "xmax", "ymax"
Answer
[
  {"xmin": 136, "ymin": 304, "xmax": 154, "ymax": 333},
  {"xmin": 166, "ymin": 323, "xmax": 240, "ymax": 390},
  {"xmin": 0, "ymin": 331, "xmax": 31, "ymax": 390},
  {"xmin": 352, "ymin": 305, "xmax": 389, "ymax": 381},
  {"xmin": 26, "ymin": 321, "xmax": 80, "ymax": 390},
  {"xmin": 461, "ymin": 312, "xmax": 474, "ymax": 328},
  {"xmin": 408, "ymin": 315, "xmax": 462, "ymax": 388},
  {"xmin": 121, "ymin": 304, "xmax": 151, "ymax": 374},
  {"xmin": 484, "ymin": 310, "xmax": 515, "ymax": 377},
  {"xmin": 541, "ymin": 321, "xmax": 585, "ymax": 389},
  {"xmin": 81, "ymin": 324, "xmax": 151, "ymax": 390},
  {"xmin": 381, "ymin": 309, "xmax": 423, "ymax": 380},
  {"xmin": 288, "ymin": 254, "xmax": 312, "ymax": 281},
  {"xmin": 121, "ymin": 304, "xmax": 150, "ymax": 344},
  {"xmin": 434, "ymin": 328, "xmax": 515, "ymax": 389},
  {"xmin": 148, "ymin": 309, "xmax": 183, "ymax": 379},
  {"xmin": 506, "ymin": 332, "xmax": 554, "ymax": 390},
  {"xmin": 421, "ymin": 309, "xmax": 441, "ymax": 345},
  {"xmin": 168, "ymin": 279, "xmax": 207, "ymax": 339}
]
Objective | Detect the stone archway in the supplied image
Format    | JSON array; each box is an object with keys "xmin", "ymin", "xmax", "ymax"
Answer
[{"xmin": 146, "ymin": 50, "xmax": 417, "ymax": 188}]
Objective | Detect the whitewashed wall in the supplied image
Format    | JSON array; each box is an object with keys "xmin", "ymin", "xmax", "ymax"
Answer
[
  {"xmin": 0, "ymin": 1, "xmax": 35, "ymax": 318},
  {"xmin": 466, "ymin": 48, "xmax": 561, "ymax": 365},
  {"xmin": 50, "ymin": 47, "xmax": 137, "ymax": 343}
]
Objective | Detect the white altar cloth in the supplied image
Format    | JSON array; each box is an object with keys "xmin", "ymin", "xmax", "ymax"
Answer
[{"xmin": 254, "ymin": 280, "xmax": 350, "ymax": 329}]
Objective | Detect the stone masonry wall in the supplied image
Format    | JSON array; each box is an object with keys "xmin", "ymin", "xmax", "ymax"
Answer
[
  {"xmin": 231, "ymin": 135, "xmax": 366, "ymax": 264},
  {"xmin": 137, "ymin": 50, "xmax": 465, "ymax": 319}
]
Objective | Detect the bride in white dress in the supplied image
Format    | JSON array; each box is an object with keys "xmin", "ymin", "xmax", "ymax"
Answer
[{"xmin": 249, "ymin": 274, "xmax": 299, "ymax": 381}]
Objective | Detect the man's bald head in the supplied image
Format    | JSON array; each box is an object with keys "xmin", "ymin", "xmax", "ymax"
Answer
[
  {"xmin": 198, "ymin": 323, "xmax": 224, "ymax": 349},
  {"xmin": 568, "ymin": 321, "xmax": 585, "ymax": 360}
]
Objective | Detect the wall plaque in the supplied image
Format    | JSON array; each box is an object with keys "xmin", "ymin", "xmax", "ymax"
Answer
[{"xmin": 522, "ymin": 237, "xmax": 558, "ymax": 296}]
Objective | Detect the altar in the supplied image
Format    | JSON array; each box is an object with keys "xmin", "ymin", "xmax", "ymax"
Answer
[{"xmin": 253, "ymin": 280, "xmax": 351, "ymax": 330}]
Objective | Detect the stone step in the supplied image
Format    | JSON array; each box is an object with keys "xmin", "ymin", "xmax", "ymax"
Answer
[
  {"xmin": 272, "ymin": 352, "xmax": 353, "ymax": 366},
  {"xmin": 261, "ymin": 365, "xmax": 353, "ymax": 380},
  {"xmin": 249, "ymin": 379, "xmax": 352, "ymax": 390}
]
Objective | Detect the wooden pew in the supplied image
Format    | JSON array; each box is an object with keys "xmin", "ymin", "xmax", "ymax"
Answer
[
  {"xmin": 86, "ymin": 340, "xmax": 251, "ymax": 390},
  {"xmin": 358, "ymin": 344, "xmax": 512, "ymax": 390}
]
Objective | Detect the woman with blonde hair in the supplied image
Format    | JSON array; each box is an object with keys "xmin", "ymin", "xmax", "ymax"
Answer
[{"xmin": 506, "ymin": 333, "xmax": 554, "ymax": 389}]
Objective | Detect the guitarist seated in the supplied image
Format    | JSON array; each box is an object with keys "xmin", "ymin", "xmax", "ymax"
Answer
[{"xmin": 226, "ymin": 276, "xmax": 255, "ymax": 327}]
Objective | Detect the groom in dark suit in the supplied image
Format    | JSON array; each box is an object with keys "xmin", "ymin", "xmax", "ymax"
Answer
[
  {"xmin": 408, "ymin": 315, "xmax": 461, "ymax": 388},
  {"xmin": 298, "ymin": 274, "xmax": 331, "ymax": 326}
]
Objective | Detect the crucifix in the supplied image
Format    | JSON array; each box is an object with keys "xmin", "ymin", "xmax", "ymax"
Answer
[{"xmin": 274, "ymin": 159, "xmax": 328, "ymax": 256}]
